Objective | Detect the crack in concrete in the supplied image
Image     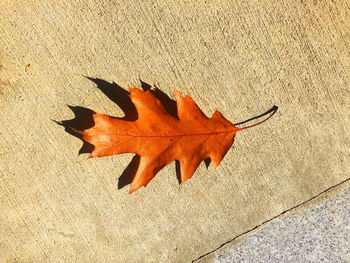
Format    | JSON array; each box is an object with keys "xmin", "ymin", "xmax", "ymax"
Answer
[{"xmin": 192, "ymin": 177, "xmax": 350, "ymax": 262}]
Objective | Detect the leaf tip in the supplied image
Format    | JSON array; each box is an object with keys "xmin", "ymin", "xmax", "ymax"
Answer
[
  {"xmin": 180, "ymin": 178, "xmax": 187, "ymax": 185},
  {"xmin": 174, "ymin": 89, "xmax": 182, "ymax": 99},
  {"xmin": 128, "ymin": 185, "xmax": 140, "ymax": 194},
  {"xmin": 70, "ymin": 127, "xmax": 83, "ymax": 135}
]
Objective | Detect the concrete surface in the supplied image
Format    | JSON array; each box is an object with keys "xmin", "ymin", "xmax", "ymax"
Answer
[
  {"xmin": 214, "ymin": 186, "xmax": 350, "ymax": 263},
  {"xmin": 1, "ymin": 1, "xmax": 349, "ymax": 262}
]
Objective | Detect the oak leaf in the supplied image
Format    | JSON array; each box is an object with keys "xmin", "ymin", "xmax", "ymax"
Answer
[{"xmin": 75, "ymin": 88, "xmax": 277, "ymax": 193}]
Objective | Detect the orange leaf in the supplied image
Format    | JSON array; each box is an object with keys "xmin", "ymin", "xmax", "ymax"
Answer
[{"xmin": 75, "ymin": 88, "xmax": 277, "ymax": 193}]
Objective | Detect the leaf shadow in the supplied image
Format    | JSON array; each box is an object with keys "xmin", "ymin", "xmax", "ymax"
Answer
[
  {"xmin": 53, "ymin": 106, "xmax": 95, "ymax": 155},
  {"xmin": 56, "ymin": 76, "xmax": 181, "ymax": 189}
]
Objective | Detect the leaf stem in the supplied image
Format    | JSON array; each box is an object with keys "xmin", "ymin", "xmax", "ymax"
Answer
[{"xmin": 235, "ymin": 105, "xmax": 278, "ymax": 130}]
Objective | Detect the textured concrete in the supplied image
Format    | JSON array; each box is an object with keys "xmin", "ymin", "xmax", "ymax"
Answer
[
  {"xmin": 214, "ymin": 187, "xmax": 350, "ymax": 263},
  {"xmin": 1, "ymin": 1, "xmax": 349, "ymax": 262}
]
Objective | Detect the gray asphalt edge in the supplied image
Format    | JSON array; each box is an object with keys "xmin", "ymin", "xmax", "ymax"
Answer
[{"xmin": 192, "ymin": 177, "xmax": 350, "ymax": 263}]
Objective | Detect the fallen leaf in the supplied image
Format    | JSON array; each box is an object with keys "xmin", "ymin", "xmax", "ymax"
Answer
[{"xmin": 75, "ymin": 88, "xmax": 277, "ymax": 193}]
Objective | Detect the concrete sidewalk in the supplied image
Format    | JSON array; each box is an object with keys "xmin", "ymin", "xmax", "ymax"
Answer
[{"xmin": 1, "ymin": 1, "xmax": 349, "ymax": 262}]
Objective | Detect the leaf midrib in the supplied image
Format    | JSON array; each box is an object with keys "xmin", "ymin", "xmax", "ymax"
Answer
[{"xmin": 86, "ymin": 129, "xmax": 237, "ymax": 138}]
